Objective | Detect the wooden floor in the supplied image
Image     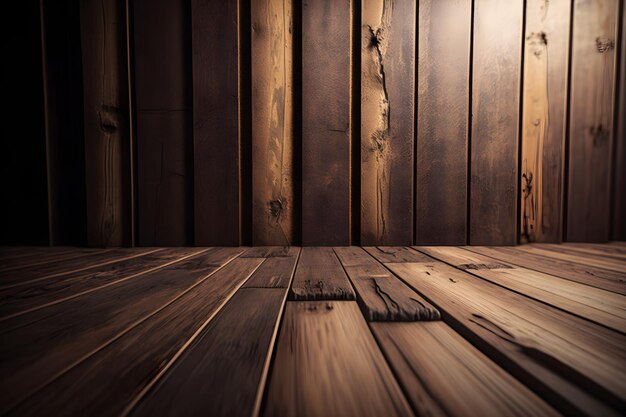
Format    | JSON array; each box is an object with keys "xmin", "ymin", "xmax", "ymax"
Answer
[{"xmin": 1, "ymin": 243, "xmax": 625, "ymax": 417}]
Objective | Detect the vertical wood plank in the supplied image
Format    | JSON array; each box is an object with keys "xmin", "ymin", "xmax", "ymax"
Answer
[
  {"xmin": 612, "ymin": 2, "xmax": 626, "ymax": 241},
  {"xmin": 470, "ymin": 0, "xmax": 523, "ymax": 245},
  {"xmin": 301, "ymin": 0, "xmax": 352, "ymax": 245},
  {"xmin": 251, "ymin": 0, "xmax": 294, "ymax": 245},
  {"xmin": 80, "ymin": 0, "xmax": 131, "ymax": 247},
  {"xmin": 567, "ymin": 0, "xmax": 619, "ymax": 242},
  {"xmin": 134, "ymin": 0, "xmax": 192, "ymax": 245},
  {"xmin": 520, "ymin": 0, "xmax": 571, "ymax": 243},
  {"xmin": 361, "ymin": 0, "xmax": 415, "ymax": 245},
  {"xmin": 415, "ymin": 0, "xmax": 471, "ymax": 245},
  {"xmin": 192, "ymin": 0, "xmax": 241, "ymax": 245}
]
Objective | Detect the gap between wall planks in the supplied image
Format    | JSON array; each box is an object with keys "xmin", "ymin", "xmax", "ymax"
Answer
[{"xmin": 614, "ymin": 0, "xmax": 626, "ymax": 241}]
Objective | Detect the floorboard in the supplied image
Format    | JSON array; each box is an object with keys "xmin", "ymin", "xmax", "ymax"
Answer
[{"xmin": 289, "ymin": 247, "xmax": 355, "ymax": 301}]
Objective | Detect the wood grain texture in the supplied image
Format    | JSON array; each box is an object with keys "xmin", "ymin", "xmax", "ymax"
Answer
[
  {"xmin": 384, "ymin": 260, "xmax": 626, "ymax": 416},
  {"xmin": 290, "ymin": 247, "xmax": 355, "ymax": 300},
  {"xmin": 334, "ymin": 246, "xmax": 439, "ymax": 321},
  {"xmin": 301, "ymin": 0, "xmax": 351, "ymax": 245},
  {"xmin": 80, "ymin": 0, "xmax": 131, "ymax": 247},
  {"xmin": 192, "ymin": 0, "xmax": 241, "ymax": 245},
  {"xmin": 132, "ymin": 287, "xmax": 285, "ymax": 417},
  {"xmin": 251, "ymin": 0, "xmax": 294, "ymax": 245},
  {"xmin": 9, "ymin": 258, "xmax": 264, "ymax": 417},
  {"xmin": 520, "ymin": 0, "xmax": 571, "ymax": 243},
  {"xmin": 516, "ymin": 243, "xmax": 626, "ymax": 272},
  {"xmin": 134, "ymin": 0, "xmax": 191, "ymax": 246},
  {"xmin": 243, "ymin": 246, "xmax": 300, "ymax": 288},
  {"xmin": 613, "ymin": 2, "xmax": 626, "ymax": 241},
  {"xmin": 0, "ymin": 248, "xmax": 241, "ymax": 411},
  {"xmin": 363, "ymin": 246, "xmax": 431, "ymax": 263},
  {"xmin": 361, "ymin": 0, "xmax": 414, "ymax": 245},
  {"xmin": 372, "ymin": 322, "xmax": 559, "ymax": 417},
  {"xmin": 416, "ymin": 0, "xmax": 471, "ymax": 245},
  {"xmin": 567, "ymin": 0, "xmax": 619, "ymax": 242},
  {"xmin": 470, "ymin": 0, "xmax": 523, "ymax": 245},
  {"xmin": 263, "ymin": 301, "xmax": 414, "ymax": 417}
]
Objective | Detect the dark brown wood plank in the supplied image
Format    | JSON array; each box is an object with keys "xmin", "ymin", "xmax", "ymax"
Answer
[
  {"xmin": 263, "ymin": 301, "xmax": 414, "ymax": 417},
  {"xmin": 567, "ymin": 0, "xmax": 619, "ymax": 242},
  {"xmin": 520, "ymin": 0, "xmax": 570, "ymax": 243},
  {"xmin": 192, "ymin": 0, "xmax": 240, "ymax": 245},
  {"xmin": 470, "ymin": 0, "xmax": 523, "ymax": 245},
  {"xmin": 0, "ymin": 247, "xmax": 103, "ymax": 269},
  {"xmin": 334, "ymin": 246, "xmax": 439, "ymax": 321},
  {"xmin": 0, "ymin": 248, "xmax": 203, "ymax": 319},
  {"xmin": 613, "ymin": 2, "xmax": 626, "ymax": 241},
  {"xmin": 361, "ymin": 0, "xmax": 414, "ymax": 245},
  {"xmin": 301, "ymin": 0, "xmax": 351, "ymax": 245},
  {"xmin": 243, "ymin": 246, "xmax": 300, "ymax": 288},
  {"xmin": 290, "ymin": 247, "xmax": 355, "ymax": 300},
  {"xmin": 466, "ymin": 245, "xmax": 626, "ymax": 295},
  {"xmin": 372, "ymin": 322, "xmax": 559, "ymax": 417},
  {"xmin": 419, "ymin": 246, "xmax": 626, "ymax": 334},
  {"xmin": 239, "ymin": 246, "xmax": 294, "ymax": 258},
  {"xmin": 415, "ymin": 0, "xmax": 471, "ymax": 245},
  {"xmin": 363, "ymin": 246, "xmax": 431, "ymax": 263},
  {"xmin": 134, "ymin": 0, "xmax": 191, "ymax": 245},
  {"xmin": 0, "ymin": 247, "xmax": 241, "ymax": 411},
  {"xmin": 251, "ymin": 0, "xmax": 294, "ymax": 245},
  {"xmin": 7, "ymin": 257, "xmax": 264, "ymax": 417},
  {"xmin": 80, "ymin": 0, "xmax": 131, "ymax": 246},
  {"xmin": 379, "ymin": 259, "xmax": 626, "ymax": 416}
]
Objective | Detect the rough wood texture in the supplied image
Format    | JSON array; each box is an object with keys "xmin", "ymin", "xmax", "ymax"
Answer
[
  {"xmin": 361, "ymin": 0, "xmax": 414, "ymax": 245},
  {"xmin": 385, "ymin": 261, "xmax": 626, "ymax": 416},
  {"xmin": 470, "ymin": 0, "xmax": 523, "ymax": 245},
  {"xmin": 301, "ymin": 0, "xmax": 351, "ymax": 245},
  {"xmin": 264, "ymin": 301, "xmax": 414, "ymax": 417},
  {"xmin": 80, "ymin": 0, "xmax": 131, "ymax": 247},
  {"xmin": 334, "ymin": 246, "xmax": 439, "ymax": 321},
  {"xmin": 9, "ymin": 258, "xmax": 263, "ymax": 417},
  {"xmin": 613, "ymin": 1, "xmax": 626, "ymax": 241},
  {"xmin": 192, "ymin": 0, "xmax": 240, "ymax": 245},
  {"xmin": 251, "ymin": 0, "xmax": 294, "ymax": 245},
  {"xmin": 243, "ymin": 246, "xmax": 300, "ymax": 288},
  {"xmin": 520, "ymin": 0, "xmax": 570, "ymax": 243},
  {"xmin": 416, "ymin": 0, "xmax": 470, "ymax": 245},
  {"xmin": 372, "ymin": 322, "xmax": 559, "ymax": 417},
  {"xmin": 363, "ymin": 246, "xmax": 431, "ymax": 263},
  {"xmin": 134, "ymin": 0, "xmax": 191, "ymax": 245},
  {"xmin": 290, "ymin": 247, "xmax": 355, "ymax": 300},
  {"xmin": 516, "ymin": 243, "xmax": 626, "ymax": 273},
  {"xmin": 567, "ymin": 0, "xmax": 619, "ymax": 242}
]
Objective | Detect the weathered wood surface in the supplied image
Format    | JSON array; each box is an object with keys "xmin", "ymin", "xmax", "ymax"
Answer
[
  {"xmin": 301, "ymin": 0, "xmax": 351, "ymax": 245},
  {"xmin": 466, "ymin": 245, "xmax": 626, "ymax": 295},
  {"xmin": 361, "ymin": 0, "xmax": 414, "ymax": 245},
  {"xmin": 9, "ymin": 257, "xmax": 264, "ymax": 417},
  {"xmin": 192, "ymin": 0, "xmax": 241, "ymax": 245},
  {"xmin": 470, "ymin": 0, "xmax": 523, "ymax": 245},
  {"xmin": 0, "ymin": 248, "xmax": 241, "ymax": 411},
  {"xmin": 614, "ymin": 1, "xmax": 626, "ymax": 241},
  {"xmin": 415, "ymin": 0, "xmax": 471, "ymax": 245},
  {"xmin": 80, "ymin": 0, "xmax": 131, "ymax": 246},
  {"xmin": 520, "ymin": 0, "xmax": 571, "ymax": 243},
  {"xmin": 334, "ymin": 246, "xmax": 439, "ymax": 321},
  {"xmin": 264, "ymin": 301, "xmax": 414, "ymax": 417},
  {"xmin": 419, "ymin": 246, "xmax": 626, "ymax": 334},
  {"xmin": 540, "ymin": 242, "xmax": 626, "ymax": 263},
  {"xmin": 383, "ymin": 260, "xmax": 626, "ymax": 416},
  {"xmin": 516, "ymin": 243, "xmax": 626, "ymax": 273},
  {"xmin": 290, "ymin": 247, "xmax": 355, "ymax": 300},
  {"xmin": 363, "ymin": 246, "xmax": 431, "ymax": 263},
  {"xmin": 0, "ymin": 247, "xmax": 104, "ymax": 270},
  {"xmin": 372, "ymin": 321, "xmax": 559, "ymax": 417},
  {"xmin": 567, "ymin": 0, "xmax": 619, "ymax": 242},
  {"xmin": 239, "ymin": 246, "xmax": 294, "ymax": 258},
  {"xmin": 243, "ymin": 246, "xmax": 300, "ymax": 288},
  {"xmin": 251, "ymin": 0, "xmax": 294, "ymax": 245}
]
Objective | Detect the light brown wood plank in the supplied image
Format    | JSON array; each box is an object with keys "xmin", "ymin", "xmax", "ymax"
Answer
[
  {"xmin": 263, "ymin": 301, "xmax": 414, "ymax": 417},
  {"xmin": 8, "ymin": 257, "xmax": 264, "ymax": 417},
  {"xmin": 517, "ymin": 244, "xmax": 626, "ymax": 273},
  {"xmin": 290, "ymin": 247, "xmax": 355, "ymax": 300},
  {"xmin": 520, "ymin": 0, "xmax": 570, "ymax": 243},
  {"xmin": 251, "ymin": 0, "xmax": 294, "ymax": 245},
  {"xmin": 243, "ymin": 247, "xmax": 300, "ymax": 288},
  {"xmin": 361, "ymin": 0, "xmax": 415, "ymax": 245},
  {"xmin": 0, "ymin": 247, "xmax": 242, "ymax": 411},
  {"xmin": 540, "ymin": 243, "xmax": 626, "ymax": 263},
  {"xmin": 381, "ymin": 259, "xmax": 626, "ymax": 416},
  {"xmin": 470, "ymin": 0, "xmax": 523, "ymax": 245},
  {"xmin": 466, "ymin": 245, "xmax": 626, "ymax": 295},
  {"xmin": 363, "ymin": 246, "xmax": 431, "ymax": 263},
  {"xmin": 372, "ymin": 321, "xmax": 559, "ymax": 417},
  {"xmin": 419, "ymin": 246, "xmax": 626, "ymax": 334},
  {"xmin": 416, "ymin": 0, "xmax": 471, "ymax": 245},
  {"xmin": 567, "ymin": 0, "xmax": 619, "ymax": 242},
  {"xmin": 334, "ymin": 246, "xmax": 439, "ymax": 321}
]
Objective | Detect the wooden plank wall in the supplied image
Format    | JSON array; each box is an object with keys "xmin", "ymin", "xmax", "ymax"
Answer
[{"xmin": 28, "ymin": 0, "xmax": 626, "ymax": 246}]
